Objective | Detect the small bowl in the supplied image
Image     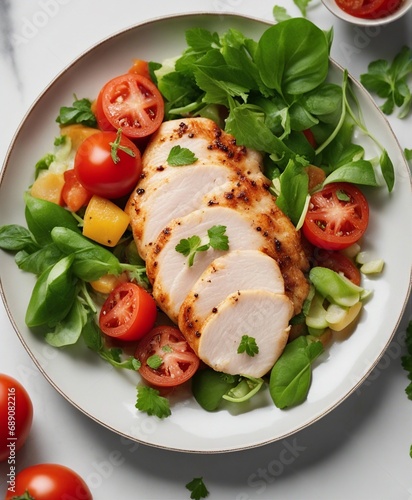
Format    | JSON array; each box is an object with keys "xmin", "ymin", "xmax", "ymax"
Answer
[{"xmin": 321, "ymin": 0, "xmax": 412, "ymax": 25}]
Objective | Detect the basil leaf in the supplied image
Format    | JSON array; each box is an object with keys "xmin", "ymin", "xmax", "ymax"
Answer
[
  {"xmin": 276, "ymin": 159, "xmax": 309, "ymax": 226},
  {"xmin": 269, "ymin": 336, "xmax": 323, "ymax": 409},
  {"xmin": 323, "ymin": 160, "xmax": 379, "ymax": 187},
  {"xmin": 380, "ymin": 149, "xmax": 395, "ymax": 192},
  {"xmin": 0, "ymin": 224, "xmax": 38, "ymax": 253},
  {"xmin": 15, "ymin": 244, "xmax": 64, "ymax": 275},
  {"xmin": 24, "ymin": 194, "xmax": 80, "ymax": 246},
  {"xmin": 51, "ymin": 227, "xmax": 122, "ymax": 281},
  {"xmin": 192, "ymin": 369, "xmax": 238, "ymax": 411},
  {"xmin": 25, "ymin": 254, "xmax": 77, "ymax": 327},
  {"xmin": 256, "ymin": 18, "xmax": 329, "ymax": 96},
  {"xmin": 45, "ymin": 297, "xmax": 87, "ymax": 347}
]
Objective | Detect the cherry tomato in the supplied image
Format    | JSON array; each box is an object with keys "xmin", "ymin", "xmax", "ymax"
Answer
[
  {"xmin": 97, "ymin": 73, "xmax": 164, "ymax": 139},
  {"xmin": 61, "ymin": 169, "xmax": 93, "ymax": 212},
  {"xmin": 94, "ymin": 89, "xmax": 116, "ymax": 133},
  {"xmin": 5, "ymin": 463, "xmax": 92, "ymax": 500},
  {"xmin": 74, "ymin": 130, "xmax": 142, "ymax": 199},
  {"xmin": 99, "ymin": 282, "xmax": 157, "ymax": 341},
  {"xmin": 335, "ymin": 0, "xmax": 402, "ymax": 18},
  {"xmin": 135, "ymin": 326, "xmax": 200, "ymax": 387},
  {"xmin": 302, "ymin": 182, "xmax": 369, "ymax": 251},
  {"xmin": 312, "ymin": 249, "xmax": 361, "ymax": 286},
  {"xmin": 0, "ymin": 374, "xmax": 33, "ymax": 462}
]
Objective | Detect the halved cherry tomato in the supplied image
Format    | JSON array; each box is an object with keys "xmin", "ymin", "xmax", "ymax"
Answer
[
  {"xmin": 335, "ymin": 0, "xmax": 403, "ymax": 18},
  {"xmin": 99, "ymin": 282, "xmax": 157, "ymax": 341},
  {"xmin": 74, "ymin": 130, "xmax": 142, "ymax": 199},
  {"xmin": 135, "ymin": 326, "xmax": 200, "ymax": 387},
  {"xmin": 302, "ymin": 182, "xmax": 369, "ymax": 251},
  {"xmin": 94, "ymin": 89, "xmax": 116, "ymax": 132},
  {"xmin": 97, "ymin": 73, "xmax": 164, "ymax": 139},
  {"xmin": 313, "ymin": 249, "xmax": 361, "ymax": 286},
  {"xmin": 0, "ymin": 374, "xmax": 33, "ymax": 462},
  {"xmin": 5, "ymin": 463, "xmax": 92, "ymax": 500},
  {"xmin": 61, "ymin": 169, "xmax": 93, "ymax": 212}
]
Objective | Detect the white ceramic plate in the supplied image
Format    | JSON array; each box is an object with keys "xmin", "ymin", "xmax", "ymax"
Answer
[{"xmin": 1, "ymin": 13, "xmax": 411, "ymax": 453}]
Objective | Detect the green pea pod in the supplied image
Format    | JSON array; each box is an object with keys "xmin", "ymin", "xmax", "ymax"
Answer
[
  {"xmin": 51, "ymin": 227, "xmax": 122, "ymax": 281},
  {"xmin": 24, "ymin": 193, "xmax": 80, "ymax": 246},
  {"xmin": 222, "ymin": 375, "xmax": 264, "ymax": 403},
  {"xmin": 309, "ymin": 266, "xmax": 363, "ymax": 307},
  {"xmin": 25, "ymin": 254, "xmax": 77, "ymax": 327}
]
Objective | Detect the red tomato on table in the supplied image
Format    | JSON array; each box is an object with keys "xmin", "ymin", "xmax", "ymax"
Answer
[
  {"xmin": 302, "ymin": 182, "xmax": 369, "ymax": 251},
  {"xmin": 96, "ymin": 73, "xmax": 164, "ymax": 139},
  {"xmin": 0, "ymin": 374, "xmax": 33, "ymax": 462},
  {"xmin": 74, "ymin": 130, "xmax": 142, "ymax": 199},
  {"xmin": 135, "ymin": 326, "xmax": 200, "ymax": 387},
  {"xmin": 5, "ymin": 463, "xmax": 92, "ymax": 500},
  {"xmin": 99, "ymin": 282, "xmax": 157, "ymax": 341},
  {"xmin": 335, "ymin": 0, "xmax": 403, "ymax": 18}
]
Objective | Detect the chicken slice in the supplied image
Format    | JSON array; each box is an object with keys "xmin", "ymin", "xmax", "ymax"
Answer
[
  {"xmin": 193, "ymin": 289, "xmax": 293, "ymax": 378},
  {"xmin": 139, "ymin": 117, "xmax": 263, "ymax": 184},
  {"xmin": 146, "ymin": 206, "xmax": 279, "ymax": 323},
  {"xmin": 127, "ymin": 165, "xmax": 263, "ymax": 260},
  {"xmin": 179, "ymin": 249, "xmax": 285, "ymax": 336}
]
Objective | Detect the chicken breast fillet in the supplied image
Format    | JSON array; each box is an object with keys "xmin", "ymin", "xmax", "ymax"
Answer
[{"xmin": 126, "ymin": 116, "xmax": 310, "ymax": 378}]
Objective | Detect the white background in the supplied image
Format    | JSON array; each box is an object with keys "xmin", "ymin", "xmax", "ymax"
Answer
[{"xmin": 0, "ymin": 0, "xmax": 411, "ymax": 499}]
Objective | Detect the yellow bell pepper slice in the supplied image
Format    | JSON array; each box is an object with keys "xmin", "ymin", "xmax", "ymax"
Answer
[{"xmin": 83, "ymin": 195, "xmax": 130, "ymax": 247}]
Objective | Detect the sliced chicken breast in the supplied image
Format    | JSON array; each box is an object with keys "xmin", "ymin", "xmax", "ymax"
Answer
[
  {"xmin": 127, "ymin": 165, "xmax": 265, "ymax": 260},
  {"xmin": 193, "ymin": 289, "xmax": 293, "ymax": 378},
  {"xmin": 146, "ymin": 205, "xmax": 279, "ymax": 323},
  {"xmin": 138, "ymin": 117, "xmax": 263, "ymax": 184},
  {"xmin": 179, "ymin": 249, "xmax": 285, "ymax": 336}
]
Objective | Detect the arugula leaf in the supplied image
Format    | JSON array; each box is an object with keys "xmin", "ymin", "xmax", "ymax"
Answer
[
  {"xmin": 360, "ymin": 46, "xmax": 412, "ymax": 118},
  {"xmin": 175, "ymin": 225, "xmax": 228, "ymax": 267},
  {"xmin": 167, "ymin": 145, "xmax": 198, "ymax": 166},
  {"xmin": 237, "ymin": 335, "xmax": 259, "ymax": 357},
  {"xmin": 185, "ymin": 477, "xmax": 209, "ymax": 499},
  {"xmin": 135, "ymin": 385, "xmax": 171, "ymax": 418},
  {"xmin": 56, "ymin": 96, "xmax": 97, "ymax": 127},
  {"xmin": 276, "ymin": 159, "xmax": 309, "ymax": 227}
]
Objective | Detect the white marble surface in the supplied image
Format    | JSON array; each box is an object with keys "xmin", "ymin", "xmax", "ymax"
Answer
[{"xmin": 0, "ymin": 1, "xmax": 411, "ymax": 499}]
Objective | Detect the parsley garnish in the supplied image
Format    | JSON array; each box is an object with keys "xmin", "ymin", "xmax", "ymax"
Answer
[
  {"xmin": 135, "ymin": 385, "xmax": 171, "ymax": 418},
  {"xmin": 167, "ymin": 145, "xmax": 198, "ymax": 166},
  {"xmin": 185, "ymin": 477, "xmax": 209, "ymax": 499},
  {"xmin": 147, "ymin": 354, "xmax": 163, "ymax": 369},
  {"xmin": 56, "ymin": 95, "xmax": 97, "ymax": 127},
  {"xmin": 360, "ymin": 46, "xmax": 412, "ymax": 118},
  {"xmin": 175, "ymin": 225, "xmax": 229, "ymax": 267},
  {"xmin": 237, "ymin": 335, "xmax": 259, "ymax": 357}
]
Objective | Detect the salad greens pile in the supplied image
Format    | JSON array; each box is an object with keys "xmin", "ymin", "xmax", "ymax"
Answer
[
  {"xmin": 0, "ymin": 17, "xmax": 395, "ymax": 417},
  {"xmin": 152, "ymin": 17, "xmax": 393, "ymax": 229}
]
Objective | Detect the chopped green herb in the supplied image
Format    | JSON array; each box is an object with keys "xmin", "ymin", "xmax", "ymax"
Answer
[
  {"xmin": 185, "ymin": 477, "xmax": 209, "ymax": 499},
  {"xmin": 56, "ymin": 95, "xmax": 97, "ymax": 127},
  {"xmin": 167, "ymin": 145, "xmax": 198, "ymax": 166},
  {"xmin": 147, "ymin": 354, "xmax": 163, "ymax": 369},
  {"xmin": 54, "ymin": 135, "xmax": 67, "ymax": 146},
  {"xmin": 135, "ymin": 385, "xmax": 171, "ymax": 418},
  {"xmin": 360, "ymin": 46, "xmax": 412, "ymax": 118},
  {"xmin": 34, "ymin": 153, "xmax": 55, "ymax": 179},
  {"xmin": 175, "ymin": 225, "xmax": 228, "ymax": 267},
  {"xmin": 405, "ymin": 148, "xmax": 412, "ymax": 161},
  {"xmin": 237, "ymin": 335, "xmax": 259, "ymax": 357}
]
